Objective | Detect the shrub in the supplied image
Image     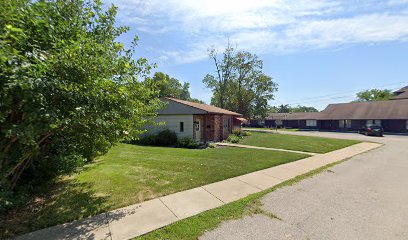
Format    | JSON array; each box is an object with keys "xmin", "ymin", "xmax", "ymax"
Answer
[
  {"xmin": 137, "ymin": 135, "xmax": 158, "ymax": 145},
  {"xmin": 232, "ymin": 129, "xmax": 251, "ymax": 137},
  {"xmin": 242, "ymin": 131, "xmax": 252, "ymax": 136},
  {"xmin": 226, "ymin": 134, "xmax": 240, "ymax": 143},
  {"xmin": 0, "ymin": 0, "xmax": 161, "ymax": 193},
  {"xmin": 156, "ymin": 129, "xmax": 178, "ymax": 146},
  {"xmin": 207, "ymin": 143, "xmax": 216, "ymax": 148},
  {"xmin": 232, "ymin": 129, "xmax": 242, "ymax": 136},
  {"xmin": 177, "ymin": 137, "xmax": 199, "ymax": 149}
]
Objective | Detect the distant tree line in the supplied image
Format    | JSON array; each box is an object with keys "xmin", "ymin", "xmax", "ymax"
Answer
[{"xmin": 269, "ymin": 105, "xmax": 319, "ymax": 113}]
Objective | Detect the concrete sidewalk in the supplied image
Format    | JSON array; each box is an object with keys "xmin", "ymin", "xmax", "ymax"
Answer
[
  {"xmin": 16, "ymin": 142, "xmax": 381, "ymax": 240},
  {"xmin": 215, "ymin": 142, "xmax": 320, "ymax": 156}
]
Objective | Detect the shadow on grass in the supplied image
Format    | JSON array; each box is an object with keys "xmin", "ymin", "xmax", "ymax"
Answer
[{"xmin": 0, "ymin": 179, "xmax": 128, "ymax": 239}]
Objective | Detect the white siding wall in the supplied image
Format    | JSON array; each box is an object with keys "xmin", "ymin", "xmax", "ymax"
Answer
[{"xmin": 144, "ymin": 115, "xmax": 194, "ymax": 139}]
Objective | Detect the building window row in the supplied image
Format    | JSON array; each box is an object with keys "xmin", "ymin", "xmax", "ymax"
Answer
[
  {"xmin": 366, "ymin": 120, "xmax": 381, "ymax": 126},
  {"xmin": 306, "ymin": 120, "xmax": 317, "ymax": 127}
]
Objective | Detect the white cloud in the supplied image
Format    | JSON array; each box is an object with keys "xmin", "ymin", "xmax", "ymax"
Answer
[
  {"xmin": 107, "ymin": 0, "xmax": 408, "ymax": 64},
  {"xmin": 284, "ymin": 13, "xmax": 408, "ymax": 48},
  {"xmin": 388, "ymin": 0, "xmax": 408, "ymax": 6}
]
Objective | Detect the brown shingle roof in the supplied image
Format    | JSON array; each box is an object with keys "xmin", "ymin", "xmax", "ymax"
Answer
[
  {"xmin": 165, "ymin": 97, "xmax": 242, "ymax": 116},
  {"xmin": 392, "ymin": 91, "xmax": 408, "ymax": 100},
  {"xmin": 266, "ymin": 112, "xmax": 322, "ymax": 120},
  {"xmin": 320, "ymin": 99, "xmax": 408, "ymax": 120},
  {"xmin": 267, "ymin": 99, "xmax": 408, "ymax": 121},
  {"xmin": 391, "ymin": 86, "xmax": 408, "ymax": 100},
  {"xmin": 394, "ymin": 86, "xmax": 408, "ymax": 93}
]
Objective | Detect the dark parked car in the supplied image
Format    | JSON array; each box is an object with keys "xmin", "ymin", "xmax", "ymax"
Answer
[{"xmin": 358, "ymin": 125, "xmax": 384, "ymax": 137}]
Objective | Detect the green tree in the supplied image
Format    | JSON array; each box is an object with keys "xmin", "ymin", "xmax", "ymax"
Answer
[
  {"xmin": 203, "ymin": 42, "xmax": 235, "ymax": 109},
  {"xmin": 189, "ymin": 98, "xmax": 205, "ymax": 104},
  {"xmin": 0, "ymin": 0, "xmax": 161, "ymax": 195},
  {"xmin": 291, "ymin": 105, "xmax": 319, "ymax": 112},
  {"xmin": 203, "ymin": 45, "xmax": 277, "ymax": 118},
  {"xmin": 355, "ymin": 89, "xmax": 393, "ymax": 102},
  {"xmin": 147, "ymin": 72, "xmax": 189, "ymax": 99},
  {"xmin": 277, "ymin": 104, "xmax": 291, "ymax": 113},
  {"xmin": 146, "ymin": 72, "xmax": 204, "ymax": 103}
]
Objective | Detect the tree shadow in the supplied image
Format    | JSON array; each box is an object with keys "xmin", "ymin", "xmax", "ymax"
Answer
[{"xmin": 0, "ymin": 179, "xmax": 129, "ymax": 239}]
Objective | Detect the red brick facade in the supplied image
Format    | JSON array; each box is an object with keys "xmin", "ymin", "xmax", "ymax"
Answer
[{"xmin": 196, "ymin": 114, "xmax": 236, "ymax": 142}]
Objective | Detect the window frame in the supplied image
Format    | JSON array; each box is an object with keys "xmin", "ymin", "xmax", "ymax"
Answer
[
  {"xmin": 366, "ymin": 119, "xmax": 381, "ymax": 127},
  {"xmin": 306, "ymin": 119, "xmax": 317, "ymax": 127}
]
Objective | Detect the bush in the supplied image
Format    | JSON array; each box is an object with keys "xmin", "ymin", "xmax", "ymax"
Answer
[
  {"xmin": 0, "ymin": 0, "xmax": 161, "ymax": 194},
  {"xmin": 137, "ymin": 135, "xmax": 158, "ymax": 145},
  {"xmin": 156, "ymin": 129, "xmax": 178, "ymax": 146},
  {"xmin": 232, "ymin": 129, "xmax": 243, "ymax": 136},
  {"xmin": 242, "ymin": 131, "xmax": 252, "ymax": 136},
  {"xmin": 131, "ymin": 129, "xmax": 178, "ymax": 147},
  {"xmin": 177, "ymin": 137, "xmax": 199, "ymax": 149},
  {"xmin": 207, "ymin": 143, "xmax": 216, "ymax": 148},
  {"xmin": 226, "ymin": 134, "xmax": 240, "ymax": 143},
  {"xmin": 232, "ymin": 129, "xmax": 251, "ymax": 137}
]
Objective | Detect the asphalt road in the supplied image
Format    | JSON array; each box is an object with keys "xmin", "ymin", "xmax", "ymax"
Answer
[{"xmin": 201, "ymin": 132, "xmax": 408, "ymax": 240}]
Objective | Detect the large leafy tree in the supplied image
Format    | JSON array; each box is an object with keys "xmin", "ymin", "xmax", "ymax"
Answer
[
  {"xmin": 0, "ymin": 0, "xmax": 161, "ymax": 191},
  {"xmin": 203, "ymin": 45, "xmax": 277, "ymax": 118},
  {"xmin": 355, "ymin": 89, "xmax": 393, "ymax": 102},
  {"xmin": 147, "ymin": 72, "xmax": 190, "ymax": 99},
  {"xmin": 203, "ymin": 42, "xmax": 235, "ymax": 109},
  {"xmin": 147, "ymin": 72, "xmax": 205, "ymax": 103}
]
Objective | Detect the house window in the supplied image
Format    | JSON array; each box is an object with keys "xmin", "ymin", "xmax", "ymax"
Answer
[
  {"xmin": 306, "ymin": 120, "xmax": 317, "ymax": 127},
  {"xmin": 179, "ymin": 122, "xmax": 184, "ymax": 132},
  {"xmin": 339, "ymin": 120, "xmax": 351, "ymax": 129},
  {"xmin": 367, "ymin": 120, "xmax": 381, "ymax": 126}
]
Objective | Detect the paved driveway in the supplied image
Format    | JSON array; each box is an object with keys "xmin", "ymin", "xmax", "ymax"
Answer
[{"xmin": 201, "ymin": 132, "xmax": 408, "ymax": 240}]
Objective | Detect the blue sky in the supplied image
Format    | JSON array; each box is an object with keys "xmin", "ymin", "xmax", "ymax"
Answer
[{"xmin": 105, "ymin": 0, "xmax": 408, "ymax": 110}]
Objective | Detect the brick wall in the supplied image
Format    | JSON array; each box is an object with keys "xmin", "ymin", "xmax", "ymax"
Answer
[{"xmin": 203, "ymin": 114, "xmax": 237, "ymax": 142}]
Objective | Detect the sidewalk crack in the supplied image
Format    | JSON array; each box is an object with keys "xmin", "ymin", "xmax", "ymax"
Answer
[
  {"xmin": 201, "ymin": 187, "xmax": 225, "ymax": 204},
  {"xmin": 159, "ymin": 198, "xmax": 179, "ymax": 219}
]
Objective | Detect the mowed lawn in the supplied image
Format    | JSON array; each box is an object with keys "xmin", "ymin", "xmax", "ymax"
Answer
[
  {"xmin": 2, "ymin": 143, "xmax": 307, "ymax": 237},
  {"xmin": 239, "ymin": 132, "xmax": 360, "ymax": 153},
  {"xmin": 76, "ymin": 144, "xmax": 307, "ymax": 208}
]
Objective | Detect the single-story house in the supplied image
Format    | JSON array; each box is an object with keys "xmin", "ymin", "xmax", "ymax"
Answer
[
  {"xmin": 145, "ymin": 97, "xmax": 243, "ymax": 142},
  {"xmin": 264, "ymin": 86, "xmax": 408, "ymax": 133},
  {"xmin": 265, "ymin": 112, "xmax": 322, "ymax": 130}
]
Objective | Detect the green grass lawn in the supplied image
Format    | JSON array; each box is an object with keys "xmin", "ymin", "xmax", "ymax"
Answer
[
  {"xmin": 1, "ymin": 143, "xmax": 307, "ymax": 238},
  {"xmin": 242, "ymin": 127, "xmax": 299, "ymax": 131},
  {"xmin": 238, "ymin": 132, "xmax": 360, "ymax": 153}
]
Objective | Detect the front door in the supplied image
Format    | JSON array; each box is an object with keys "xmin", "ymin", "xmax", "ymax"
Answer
[{"xmin": 194, "ymin": 119, "xmax": 201, "ymax": 142}]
